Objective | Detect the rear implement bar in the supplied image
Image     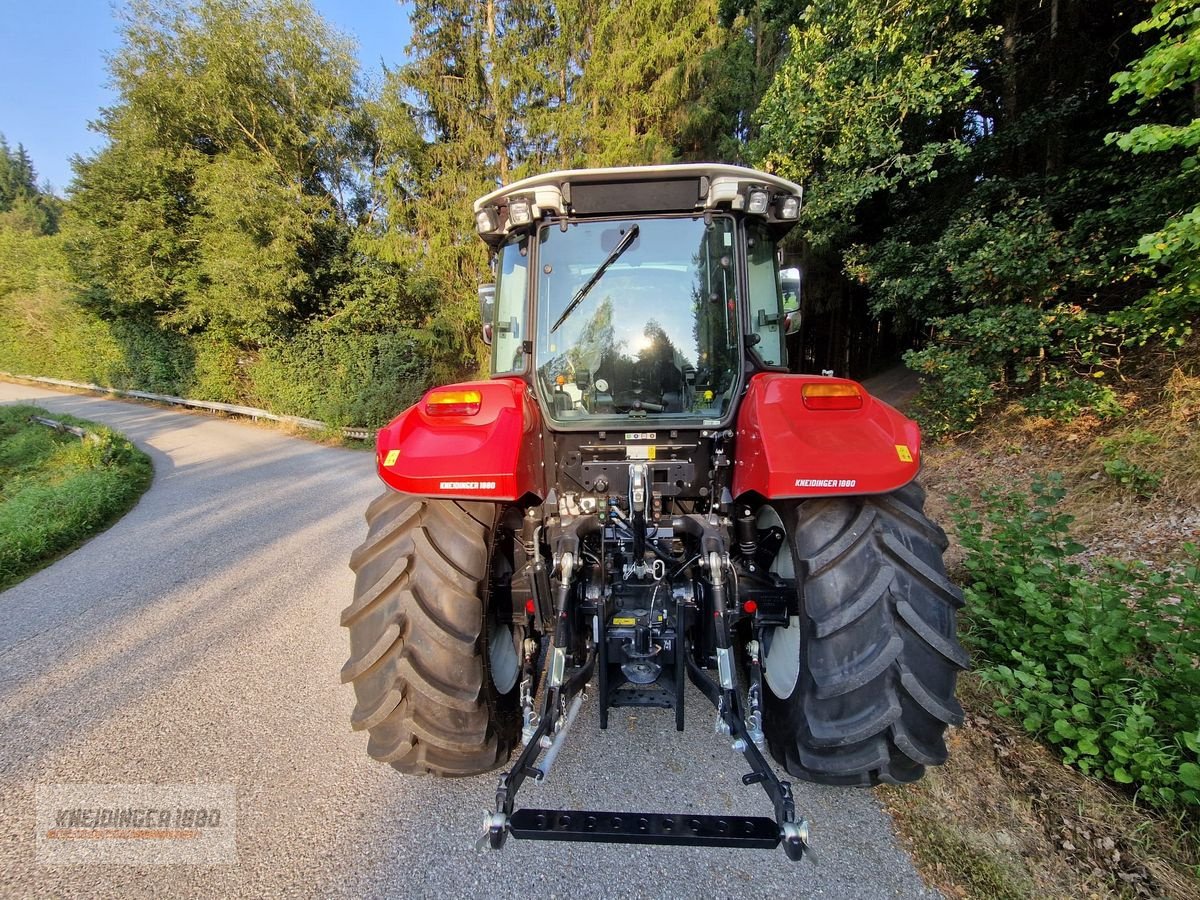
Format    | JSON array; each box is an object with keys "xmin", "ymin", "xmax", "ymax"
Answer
[{"xmin": 509, "ymin": 809, "xmax": 781, "ymax": 850}]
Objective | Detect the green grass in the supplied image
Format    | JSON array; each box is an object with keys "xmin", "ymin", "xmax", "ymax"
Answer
[{"xmin": 0, "ymin": 405, "xmax": 152, "ymax": 590}]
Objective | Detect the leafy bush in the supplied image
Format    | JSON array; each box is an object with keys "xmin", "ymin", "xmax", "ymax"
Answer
[
  {"xmin": 1020, "ymin": 378, "xmax": 1124, "ymax": 423},
  {"xmin": 905, "ymin": 305, "xmax": 1114, "ymax": 437},
  {"xmin": 952, "ymin": 477, "xmax": 1200, "ymax": 811},
  {"xmin": 1106, "ymin": 0, "xmax": 1200, "ymax": 347},
  {"xmin": 249, "ymin": 328, "xmax": 432, "ymax": 428},
  {"xmin": 1095, "ymin": 430, "xmax": 1164, "ymax": 498},
  {"xmin": 906, "ymin": 346, "xmax": 996, "ymax": 436},
  {"xmin": 0, "ymin": 226, "xmax": 430, "ymax": 427},
  {"xmin": 0, "ymin": 229, "xmax": 198, "ymax": 393},
  {"xmin": 1101, "ymin": 456, "xmax": 1163, "ymax": 497},
  {"xmin": 0, "ymin": 405, "xmax": 152, "ymax": 588}
]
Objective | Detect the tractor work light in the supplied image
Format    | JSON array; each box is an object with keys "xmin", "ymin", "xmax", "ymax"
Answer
[
  {"xmin": 801, "ymin": 382, "xmax": 863, "ymax": 411},
  {"xmin": 507, "ymin": 197, "xmax": 532, "ymax": 226},
  {"xmin": 778, "ymin": 195, "xmax": 800, "ymax": 220},
  {"xmin": 424, "ymin": 388, "xmax": 483, "ymax": 417},
  {"xmin": 746, "ymin": 188, "xmax": 770, "ymax": 215},
  {"xmin": 475, "ymin": 207, "xmax": 499, "ymax": 234}
]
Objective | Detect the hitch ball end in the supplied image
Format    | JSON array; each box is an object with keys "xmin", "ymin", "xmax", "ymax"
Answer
[
  {"xmin": 780, "ymin": 819, "xmax": 813, "ymax": 863},
  {"xmin": 477, "ymin": 810, "xmax": 509, "ymax": 851}
]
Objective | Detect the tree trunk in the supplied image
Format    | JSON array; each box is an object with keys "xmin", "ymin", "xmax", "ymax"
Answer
[
  {"xmin": 1045, "ymin": 0, "xmax": 1062, "ymax": 175},
  {"xmin": 1001, "ymin": 0, "xmax": 1020, "ymax": 175},
  {"xmin": 484, "ymin": 0, "xmax": 508, "ymax": 179}
]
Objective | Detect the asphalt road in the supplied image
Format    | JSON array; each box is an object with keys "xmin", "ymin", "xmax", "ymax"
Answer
[{"xmin": 0, "ymin": 382, "xmax": 936, "ymax": 898}]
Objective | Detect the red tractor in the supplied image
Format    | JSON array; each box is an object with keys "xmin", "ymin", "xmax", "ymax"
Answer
[{"xmin": 341, "ymin": 165, "xmax": 965, "ymax": 862}]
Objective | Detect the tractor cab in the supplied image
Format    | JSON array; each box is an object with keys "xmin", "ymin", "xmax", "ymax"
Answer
[{"xmin": 474, "ymin": 165, "xmax": 803, "ymax": 426}]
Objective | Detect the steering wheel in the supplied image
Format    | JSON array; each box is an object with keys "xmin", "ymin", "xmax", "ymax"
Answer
[{"xmin": 611, "ymin": 390, "xmax": 666, "ymax": 413}]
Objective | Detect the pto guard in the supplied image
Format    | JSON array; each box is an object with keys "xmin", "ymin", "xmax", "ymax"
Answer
[
  {"xmin": 375, "ymin": 378, "xmax": 543, "ymax": 502},
  {"xmin": 732, "ymin": 374, "xmax": 922, "ymax": 499}
]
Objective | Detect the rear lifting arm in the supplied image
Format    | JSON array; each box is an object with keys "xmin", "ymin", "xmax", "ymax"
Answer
[
  {"xmin": 481, "ymin": 513, "xmax": 811, "ymax": 862},
  {"xmin": 482, "ymin": 515, "xmax": 598, "ymax": 845},
  {"xmin": 678, "ymin": 515, "xmax": 810, "ymax": 861}
]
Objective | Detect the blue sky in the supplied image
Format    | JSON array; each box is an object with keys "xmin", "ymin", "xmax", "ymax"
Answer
[{"xmin": 0, "ymin": 1, "xmax": 413, "ymax": 195}]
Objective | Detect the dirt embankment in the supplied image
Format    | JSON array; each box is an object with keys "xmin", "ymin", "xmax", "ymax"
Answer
[{"xmin": 883, "ymin": 343, "xmax": 1200, "ymax": 899}]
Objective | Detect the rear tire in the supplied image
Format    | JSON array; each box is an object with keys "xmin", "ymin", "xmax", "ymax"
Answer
[
  {"xmin": 341, "ymin": 492, "xmax": 520, "ymax": 776},
  {"xmin": 761, "ymin": 482, "xmax": 967, "ymax": 785}
]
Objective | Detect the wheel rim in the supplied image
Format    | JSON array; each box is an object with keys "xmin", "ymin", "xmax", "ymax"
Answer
[
  {"xmin": 756, "ymin": 505, "xmax": 801, "ymax": 698},
  {"xmin": 488, "ymin": 618, "xmax": 519, "ymax": 694},
  {"xmin": 762, "ymin": 615, "xmax": 802, "ymax": 697}
]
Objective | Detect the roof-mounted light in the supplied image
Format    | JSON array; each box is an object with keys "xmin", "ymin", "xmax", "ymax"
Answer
[
  {"xmin": 507, "ymin": 196, "xmax": 532, "ymax": 226},
  {"xmin": 475, "ymin": 206, "xmax": 499, "ymax": 234},
  {"xmin": 778, "ymin": 195, "xmax": 800, "ymax": 220},
  {"xmin": 747, "ymin": 188, "xmax": 770, "ymax": 215}
]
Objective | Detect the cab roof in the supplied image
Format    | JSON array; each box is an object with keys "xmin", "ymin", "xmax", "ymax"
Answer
[{"xmin": 472, "ymin": 163, "xmax": 803, "ymax": 246}]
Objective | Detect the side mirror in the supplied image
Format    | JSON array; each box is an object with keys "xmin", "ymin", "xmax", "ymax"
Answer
[
  {"xmin": 781, "ymin": 268, "xmax": 802, "ymax": 335},
  {"xmin": 478, "ymin": 283, "xmax": 496, "ymax": 345}
]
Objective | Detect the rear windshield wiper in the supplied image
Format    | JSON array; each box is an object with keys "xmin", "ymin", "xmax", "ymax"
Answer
[{"xmin": 550, "ymin": 224, "xmax": 639, "ymax": 333}]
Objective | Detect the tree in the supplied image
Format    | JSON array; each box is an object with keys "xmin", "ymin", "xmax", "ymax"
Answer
[
  {"xmin": 0, "ymin": 137, "xmax": 37, "ymax": 211},
  {"xmin": 382, "ymin": 0, "xmax": 750, "ymax": 379},
  {"xmin": 376, "ymin": 0, "xmax": 508, "ymax": 377},
  {"xmin": 65, "ymin": 0, "xmax": 363, "ymax": 336},
  {"xmin": 576, "ymin": 0, "xmax": 729, "ymax": 164},
  {"xmin": 753, "ymin": 0, "xmax": 994, "ymax": 249},
  {"xmin": 0, "ymin": 136, "xmax": 61, "ymax": 234},
  {"xmin": 741, "ymin": 0, "xmax": 1197, "ymax": 429},
  {"xmin": 1108, "ymin": 0, "xmax": 1200, "ymax": 339}
]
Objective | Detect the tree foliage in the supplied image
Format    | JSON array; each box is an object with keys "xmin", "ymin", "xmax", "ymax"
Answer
[
  {"xmin": 377, "ymin": 0, "xmax": 744, "ymax": 377},
  {"xmin": 65, "ymin": 0, "xmax": 363, "ymax": 335},
  {"xmin": 576, "ymin": 0, "xmax": 729, "ymax": 164},
  {"xmin": 376, "ymin": 0, "xmax": 507, "ymax": 377},
  {"xmin": 755, "ymin": 0, "xmax": 994, "ymax": 248},
  {"xmin": 745, "ymin": 0, "xmax": 1200, "ymax": 434},
  {"xmin": 4, "ymin": 1, "xmax": 437, "ymax": 424},
  {"xmin": 5, "ymin": 0, "xmax": 1198, "ymax": 434},
  {"xmin": 0, "ymin": 135, "xmax": 61, "ymax": 235},
  {"xmin": 0, "ymin": 137, "xmax": 38, "ymax": 211},
  {"xmin": 1107, "ymin": 0, "xmax": 1200, "ymax": 340}
]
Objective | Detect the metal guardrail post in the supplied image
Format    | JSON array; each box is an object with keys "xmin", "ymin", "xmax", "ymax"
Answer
[{"xmin": 29, "ymin": 415, "xmax": 97, "ymax": 442}]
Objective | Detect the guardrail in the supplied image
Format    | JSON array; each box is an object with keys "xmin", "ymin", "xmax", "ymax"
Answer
[
  {"xmin": 1, "ymin": 372, "xmax": 376, "ymax": 442},
  {"xmin": 29, "ymin": 414, "xmax": 97, "ymax": 442}
]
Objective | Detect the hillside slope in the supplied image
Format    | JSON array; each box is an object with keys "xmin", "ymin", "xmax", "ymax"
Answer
[{"xmin": 887, "ymin": 339, "xmax": 1200, "ymax": 899}]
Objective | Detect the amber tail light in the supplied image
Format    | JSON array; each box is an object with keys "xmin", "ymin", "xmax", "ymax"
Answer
[
  {"xmin": 425, "ymin": 389, "xmax": 483, "ymax": 416},
  {"xmin": 801, "ymin": 383, "xmax": 863, "ymax": 411}
]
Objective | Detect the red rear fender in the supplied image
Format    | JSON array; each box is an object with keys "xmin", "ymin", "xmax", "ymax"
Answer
[
  {"xmin": 732, "ymin": 374, "xmax": 921, "ymax": 499},
  {"xmin": 374, "ymin": 378, "xmax": 544, "ymax": 502}
]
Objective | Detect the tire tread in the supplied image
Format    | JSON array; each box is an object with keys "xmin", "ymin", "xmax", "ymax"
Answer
[
  {"xmin": 763, "ymin": 483, "xmax": 966, "ymax": 786},
  {"xmin": 341, "ymin": 492, "xmax": 516, "ymax": 777}
]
